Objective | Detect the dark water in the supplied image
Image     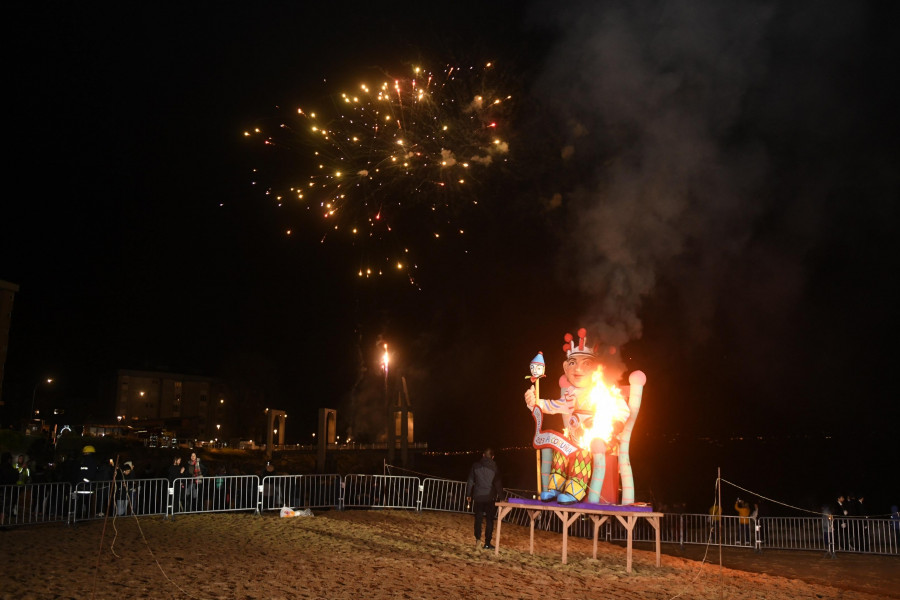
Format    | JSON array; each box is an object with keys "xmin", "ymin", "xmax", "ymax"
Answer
[{"xmin": 413, "ymin": 433, "xmax": 899, "ymax": 517}]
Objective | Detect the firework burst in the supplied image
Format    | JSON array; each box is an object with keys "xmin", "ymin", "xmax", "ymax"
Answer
[{"xmin": 245, "ymin": 61, "xmax": 511, "ymax": 285}]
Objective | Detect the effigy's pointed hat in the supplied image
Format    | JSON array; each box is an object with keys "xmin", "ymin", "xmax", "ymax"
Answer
[{"xmin": 528, "ymin": 351, "xmax": 546, "ymax": 379}]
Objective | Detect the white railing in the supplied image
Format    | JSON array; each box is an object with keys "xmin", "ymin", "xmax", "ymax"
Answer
[
  {"xmin": 68, "ymin": 479, "xmax": 168, "ymax": 523},
  {"xmin": 601, "ymin": 513, "xmax": 900, "ymax": 556},
  {"xmin": 259, "ymin": 475, "xmax": 341, "ymax": 512},
  {"xmin": 342, "ymin": 474, "xmax": 420, "ymax": 510},
  {"xmin": 420, "ymin": 478, "xmax": 470, "ymax": 513},
  {"xmin": 1, "ymin": 482, "xmax": 70, "ymax": 526},
  {"xmin": 7, "ymin": 476, "xmax": 899, "ymax": 557},
  {"xmin": 170, "ymin": 475, "xmax": 260, "ymax": 516}
]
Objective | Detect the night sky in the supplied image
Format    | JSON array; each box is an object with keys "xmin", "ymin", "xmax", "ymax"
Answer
[{"xmin": 4, "ymin": 2, "xmax": 898, "ymax": 503}]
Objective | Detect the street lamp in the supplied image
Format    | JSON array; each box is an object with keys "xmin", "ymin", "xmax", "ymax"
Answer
[
  {"xmin": 381, "ymin": 343, "xmax": 393, "ymax": 462},
  {"xmin": 29, "ymin": 378, "xmax": 53, "ymax": 427},
  {"xmin": 381, "ymin": 342, "xmax": 390, "ymax": 412}
]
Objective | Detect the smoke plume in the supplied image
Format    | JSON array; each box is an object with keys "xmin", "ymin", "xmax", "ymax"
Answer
[{"xmin": 530, "ymin": 0, "xmax": 892, "ymax": 379}]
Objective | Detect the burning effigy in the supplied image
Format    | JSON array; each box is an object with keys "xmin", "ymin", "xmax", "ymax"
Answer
[{"xmin": 525, "ymin": 328, "xmax": 646, "ymax": 506}]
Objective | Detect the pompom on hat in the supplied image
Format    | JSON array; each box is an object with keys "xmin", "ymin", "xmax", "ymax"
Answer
[{"xmin": 563, "ymin": 327, "xmax": 599, "ymax": 358}]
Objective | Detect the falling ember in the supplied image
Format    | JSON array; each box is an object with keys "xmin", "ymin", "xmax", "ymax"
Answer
[{"xmin": 575, "ymin": 368, "xmax": 626, "ymax": 447}]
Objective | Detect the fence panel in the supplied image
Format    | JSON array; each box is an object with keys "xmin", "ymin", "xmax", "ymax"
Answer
[
  {"xmin": 832, "ymin": 517, "xmax": 897, "ymax": 555},
  {"xmin": 11, "ymin": 470, "xmax": 898, "ymax": 559},
  {"xmin": 1, "ymin": 482, "xmax": 71, "ymax": 526},
  {"xmin": 260, "ymin": 475, "xmax": 342, "ymax": 512},
  {"xmin": 867, "ymin": 518, "xmax": 900, "ymax": 554},
  {"xmin": 421, "ymin": 478, "xmax": 470, "ymax": 513},
  {"xmin": 343, "ymin": 475, "xmax": 419, "ymax": 510},
  {"xmin": 67, "ymin": 479, "xmax": 168, "ymax": 523},
  {"xmin": 113, "ymin": 478, "xmax": 168, "ymax": 518},
  {"xmin": 170, "ymin": 475, "xmax": 260, "ymax": 516},
  {"xmin": 69, "ymin": 480, "xmax": 114, "ymax": 523},
  {"xmin": 757, "ymin": 516, "xmax": 827, "ymax": 552}
]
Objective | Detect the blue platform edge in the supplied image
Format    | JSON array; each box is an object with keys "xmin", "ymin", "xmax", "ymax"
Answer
[{"xmin": 506, "ymin": 497, "xmax": 655, "ymax": 512}]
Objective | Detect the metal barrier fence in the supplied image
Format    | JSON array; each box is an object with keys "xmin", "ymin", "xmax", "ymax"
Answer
[
  {"xmin": 1, "ymin": 482, "xmax": 71, "ymax": 526},
  {"xmin": 598, "ymin": 513, "xmax": 900, "ymax": 556},
  {"xmin": 447, "ymin": 492, "xmax": 900, "ymax": 557},
  {"xmin": 170, "ymin": 475, "xmax": 260, "ymax": 516},
  {"xmin": 420, "ymin": 478, "xmax": 471, "ymax": 513},
  {"xmin": 260, "ymin": 475, "xmax": 342, "ymax": 512},
  {"xmin": 69, "ymin": 479, "xmax": 169, "ymax": 523},
  {"xmin": 343, "ymin": 474, "xmax": 420, "ymax": 510},
  {"xmin": 6, "ymin": 475, "xmax": 899, "ymax": 558}
]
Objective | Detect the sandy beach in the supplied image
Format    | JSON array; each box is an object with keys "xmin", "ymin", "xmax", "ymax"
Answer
[{"xmin": 1, "ymin": 510, "xmax": 897, "ymax": 600}]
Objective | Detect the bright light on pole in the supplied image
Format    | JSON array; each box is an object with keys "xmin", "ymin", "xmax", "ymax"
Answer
[
  {"xmin": 381, "ymin": 342, "xmax": 389, "ymax": 403},
  {"xmin": 29, "ymin": 378, "xmax": 53, "ymax": 423}
]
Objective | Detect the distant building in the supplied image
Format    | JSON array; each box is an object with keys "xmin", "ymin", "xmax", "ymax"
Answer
[
  {"xmin": 0, "ymin": 279, "xmax": 19, "ymax": 408},
  {"xmin": 108, "ymin": 369, "xmax": 231, "ymax": 442}
]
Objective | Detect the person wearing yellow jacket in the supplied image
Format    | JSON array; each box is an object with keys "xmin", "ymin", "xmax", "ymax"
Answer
[{"xmin": 735, "ymin": 499, "xmax": 751, "ymax": 545}]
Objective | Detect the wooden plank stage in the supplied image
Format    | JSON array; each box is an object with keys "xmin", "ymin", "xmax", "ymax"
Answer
[{"xmin": 493, "ymin": 498, "xmax": 663, "ymax": 573}]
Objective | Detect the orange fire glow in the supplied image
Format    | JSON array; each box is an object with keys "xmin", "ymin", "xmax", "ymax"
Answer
[{"xmin": 575, "ymin": 368, "xmax": 626, "ymax": 448}]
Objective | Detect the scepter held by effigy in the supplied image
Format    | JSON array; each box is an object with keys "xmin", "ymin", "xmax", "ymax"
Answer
[{"xmin": 527, "ymin": 352, "xmax": 546, "ymax": 493}]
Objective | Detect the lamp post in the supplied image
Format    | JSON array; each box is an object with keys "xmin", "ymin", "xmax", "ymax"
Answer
[
  {"xmin": 382, "ymin": 343, "xmax": 394, "ymax": 463},
  {"xmin": 28, "ymin": 378, "xmax": 53, "ymax": 431},
  {"xmin": 382, "ymin": 343, "xmax": 390, "ymax": 409}
]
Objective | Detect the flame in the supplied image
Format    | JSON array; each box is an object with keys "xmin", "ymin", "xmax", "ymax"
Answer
[{"xmin": 576, "ymin": 368, "xmax": 625, "ymax": 448}]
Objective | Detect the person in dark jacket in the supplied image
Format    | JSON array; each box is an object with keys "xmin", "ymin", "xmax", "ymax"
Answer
[
  {"xmin": 71, "ymin": 445, "xmax": 100, "ymax": 519},
  {"xmin": 466, "ymin": 447, "xmax": 502, "ymax": 549},
  {"xmin": 1, "ymin": 452, "xmax": 18, "ymax": 526},
  {"xmin": 166, "ymin": 456, "xmax": 185, "ymax": 484},
  {"xmin": 115, "ymin": 461, "xmax": 136, "ymax": 515}
]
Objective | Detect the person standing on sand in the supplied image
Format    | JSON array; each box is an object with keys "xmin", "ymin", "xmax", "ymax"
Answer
[
  {"xmin": 184, "ymin": 452, "xmax": 207, "ymax": 511},
  {"xmin": 466, "ymin": 448, "xmax": 503, "ymax": 550},
  {"xmin": 709, "ymin": 503, "xmax": 722, "ymax": 542},
  {"xmin": 0, "ymin": 452, "xmax": 17, "ymax": 526},
  {"xmin": 890, "ymin": 505, "xmax": 899, "ymax": 546},
  {"xmin": 835, "ymin": 494, "xmax": 850, "ymax": 550},
  {"xmin": 734, "ymin": 499, "xmax": 751, "ymax": 546}
]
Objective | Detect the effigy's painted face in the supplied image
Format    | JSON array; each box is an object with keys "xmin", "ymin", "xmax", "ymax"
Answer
[{"xmin": 563, "ymin": 355, "xmax": 598, "ymax": 388}]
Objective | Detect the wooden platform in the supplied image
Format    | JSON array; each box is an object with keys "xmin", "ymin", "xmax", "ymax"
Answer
[{"xmin": 494, "ymin": 498, "xmax": 664, "ymax": 573}]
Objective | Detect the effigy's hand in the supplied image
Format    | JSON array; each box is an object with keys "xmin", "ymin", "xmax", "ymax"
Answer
[{"xmin": 525, "ymin": 385, "xmax": 536, "ymax": 410}]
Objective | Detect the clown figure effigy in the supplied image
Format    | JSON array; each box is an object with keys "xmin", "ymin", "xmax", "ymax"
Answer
[{"xmin": 525, "ymin": 328, "xmax": 637, "ymax": 505}]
